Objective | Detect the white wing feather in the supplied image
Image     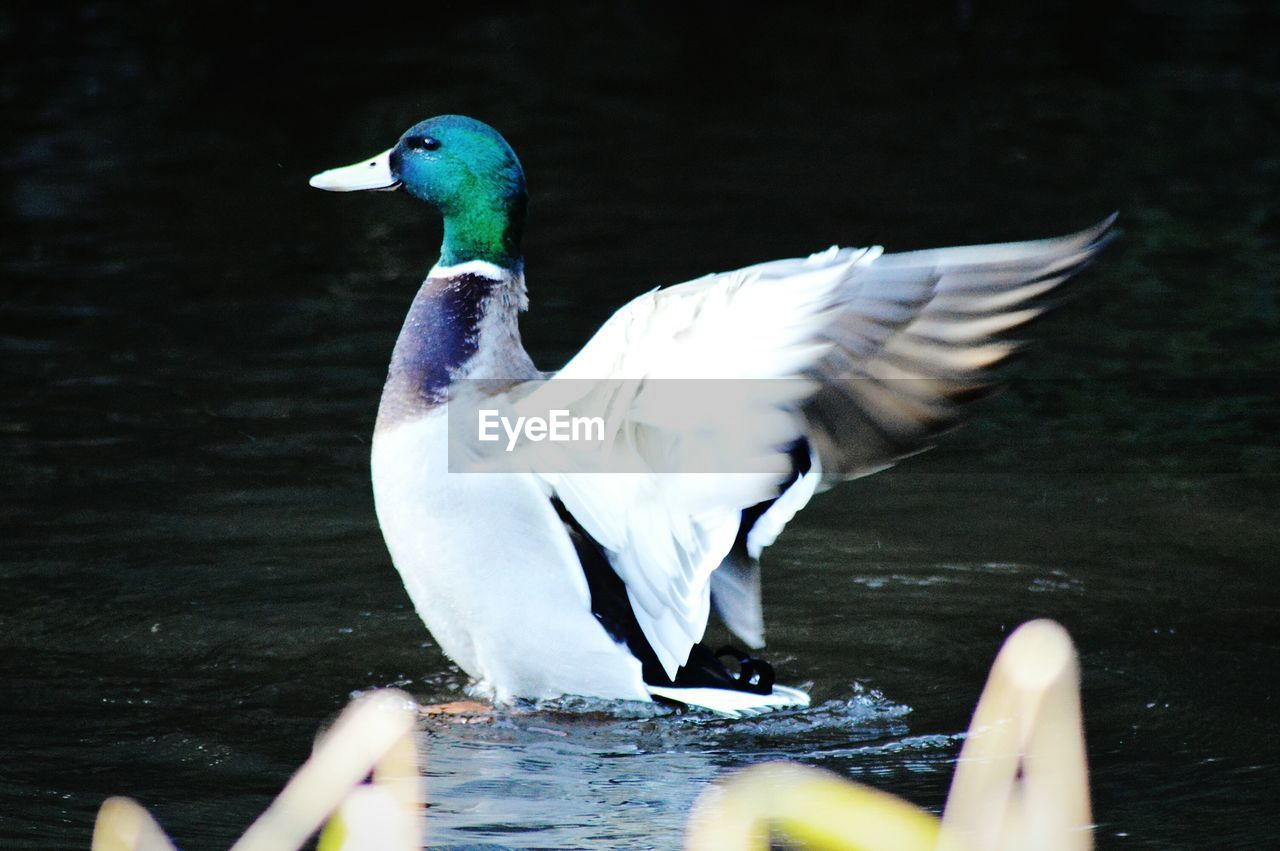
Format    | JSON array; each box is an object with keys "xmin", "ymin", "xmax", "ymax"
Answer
[{"xmin": 517, "ymin": 219, "xmax": 1114, "ymax": 678}]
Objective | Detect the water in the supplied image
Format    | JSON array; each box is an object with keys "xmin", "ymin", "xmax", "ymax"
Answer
[{"xmin": 2, "ymin": 2, "xmax": 1277, "ymax": 848}]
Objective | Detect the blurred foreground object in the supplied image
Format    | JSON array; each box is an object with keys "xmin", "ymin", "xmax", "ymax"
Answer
[
  {"xmin": 942, "ymin": 619, "xmax": 1090, "ymax": 850},
  {"xmin": 91, "ymin": 620, "xmax": 1090, "ymax": 850},
  {"xmin": 684, "ymin": 762, "xmax": 959, "ymax": 851},
  {"xmin": 685, "ymin": 619, "xmax": 1091, "ymax": 850},
  {"xmin": 90, "ymin": 690, "xmax": 420, "ymax": 851},
  {"xmin": 90, "ymin": 798, "xmax": 177, "ymax": 851}
]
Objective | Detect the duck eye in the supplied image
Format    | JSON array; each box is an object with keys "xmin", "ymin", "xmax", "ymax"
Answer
[{"xmin": 406, "ymin": 136, "xmax": 440, "ymax": 152}]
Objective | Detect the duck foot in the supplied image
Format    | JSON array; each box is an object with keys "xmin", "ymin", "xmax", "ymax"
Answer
[{"xmin": 419, "ymin": 699, "xmax": 493, "ymax": 723}]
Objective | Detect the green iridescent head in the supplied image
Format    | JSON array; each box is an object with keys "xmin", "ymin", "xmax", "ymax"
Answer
[{"xmin": 310, "ymin": 115, "xmax": 527, "ymax": 269}]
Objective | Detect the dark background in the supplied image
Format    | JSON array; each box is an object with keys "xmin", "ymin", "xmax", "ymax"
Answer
[{"xmin": 2, "ymin": 2, "xmax": 1277, "ymax": 848}]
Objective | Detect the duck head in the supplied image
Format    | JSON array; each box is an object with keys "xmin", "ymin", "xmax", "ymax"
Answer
[{"xmin": 310, "ymin": 115, "xmax": 527, "ymax": 269}]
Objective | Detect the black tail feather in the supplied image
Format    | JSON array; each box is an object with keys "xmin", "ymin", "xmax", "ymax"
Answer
[{"xmin": 551, "ymin": 496, "xmax": 779, "ymax": 696}]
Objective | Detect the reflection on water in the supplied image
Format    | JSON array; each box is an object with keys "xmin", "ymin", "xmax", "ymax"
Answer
[{"xmin": 3, "ymin": 2, "xmax": 1278, "ymax": 849}]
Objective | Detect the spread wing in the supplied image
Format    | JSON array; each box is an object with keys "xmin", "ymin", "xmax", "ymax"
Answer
[{"xmin": 513, "ymin": 217, "xmax": 1114, "ymax": 678}]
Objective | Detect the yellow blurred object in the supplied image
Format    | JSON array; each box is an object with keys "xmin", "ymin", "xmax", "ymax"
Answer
[
  {"xmin": 231, "ymin": 689, "xmax": 419, "ymax": 851},
  {"xmin": 940, "ymin": 619, "xmax": 1092, "ymax": 851},
  {"xmin": 89, "ymin": 620, "xmax": 1093, "ymax": 850},
  {"xmin": 685, "ymin": 762, "xmax": 963, "ymax": 851},
  {"xmin": 90, "ymin": 689, "xmax": 420, "ymax": 851},
  {"xmin": 316, "ymin": 699, "xmax": 421, "ymax": 851},
  {"xmin": 685, "ymin": 619, "xmax": 1092, "ymax": 851},
  {"xmin": 90, "ymin": 798, "xmax": 177, "ymax": 851},
  {"xmin": 317, "ymin": 785, "xmax": 419, "ymax": 851}
]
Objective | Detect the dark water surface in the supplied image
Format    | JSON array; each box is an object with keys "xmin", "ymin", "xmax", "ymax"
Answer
[{"xmin": 3, "ymin": 3, "xmax": 1277, "ymax": 848}]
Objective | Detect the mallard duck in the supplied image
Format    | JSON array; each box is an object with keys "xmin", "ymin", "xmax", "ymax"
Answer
[{"xmin": 310, "ymin": 115, "xmax": 1112, "ymax": 716}]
